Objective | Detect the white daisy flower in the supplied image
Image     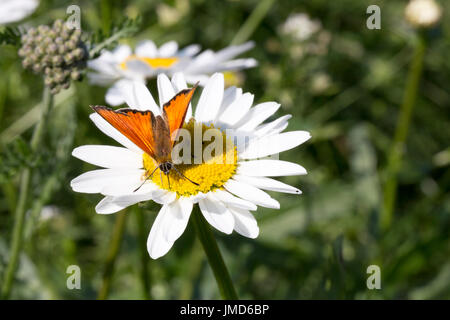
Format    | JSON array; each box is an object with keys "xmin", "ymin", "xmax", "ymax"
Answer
[
  {"xmin": 71, "ymin": 72, "xmax": 310, "ymax": 259},
  {"xmin": 405, "ymin": 0, "xmax": 442, "ymax": 28},
  {"xmin": 88, "ymin": 41, "xmax": 257, "ymax": 106},
  {"xmin": 0, "ymin": 0, "xmax": 38, "ymax": 25}
]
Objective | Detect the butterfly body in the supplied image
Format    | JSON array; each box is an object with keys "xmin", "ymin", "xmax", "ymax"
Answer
[{"xmin": 91, "ymin": 84, "xmax": 199, "ymax": 189}]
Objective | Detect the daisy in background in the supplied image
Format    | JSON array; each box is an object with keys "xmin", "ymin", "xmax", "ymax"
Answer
[
  {"xmin": 88, "ymin": 40, "xmax": 257, "ymax": 106},
  {"xmin": 71, "ymin": 72, "xmax": 310, "ymax": 259},
  {"xmin": 0, "ymin": 0, "xmax": 39, "ymax": 25}
]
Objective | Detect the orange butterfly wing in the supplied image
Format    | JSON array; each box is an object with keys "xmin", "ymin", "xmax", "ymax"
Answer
[
  {"xmin": 92, "ymin": 106, "xmax": 157, "ymax": 158},
  {"xmin": 163, "ymin": 84, "xmax": 198, "ymax": 145}
]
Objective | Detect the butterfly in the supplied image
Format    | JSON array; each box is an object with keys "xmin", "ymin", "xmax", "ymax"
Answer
[{"xmin": 91, "ymin": 84, "xmax": 199, "ymax": 191}]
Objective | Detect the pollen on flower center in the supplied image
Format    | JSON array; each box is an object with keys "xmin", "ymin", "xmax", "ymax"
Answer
[
  {"xmin": 120, "ymin": 55, "xmax": 179, "ymax": 70},
  {"xmin": 142, "ymin": 120, "xmax": 238, "ymax": 197}
]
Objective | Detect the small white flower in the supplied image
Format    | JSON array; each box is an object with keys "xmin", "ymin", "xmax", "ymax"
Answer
[
  {"xmin": 71, "ymin": 73, "xmax": 310, "ymax": 259},
  {"xmin": 280, "ymin": 13, "xmax": 321, "ymax": 41},
  {"xmin": 405, "ymin": 0, "xmax": 442, "ymax": 28},
  {"xmin": 88, "ymin": 41, "xmax": 257, "ymax": 106},
  {"xmin": 0, "ymin": 0, "xmax": 38, "ymax": 25}
]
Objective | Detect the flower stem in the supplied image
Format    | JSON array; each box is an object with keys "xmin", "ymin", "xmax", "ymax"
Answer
[
  {"xmin": 191, "ymin": 209, "xmax": 238, "ymax": 300},
  {"xmin": 231, "ymin": 0, "xmax": 275, "ymax": 45},
  {"xmin": 1, "ymin": 87, "xmax": 53, "ymax": 299},
  {"xmin": 381, "ymin": 33, "xmax": 426, "ymax": 231},
  {"xmin": 97, "ymin": 211, "xmax": 127, "ymax": 300}
]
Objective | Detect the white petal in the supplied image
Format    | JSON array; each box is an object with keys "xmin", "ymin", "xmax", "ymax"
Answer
[
  {"xmin": 237, "ymin": 102, "xmax": 281, "ymax": 132},
  {"xmin": 199, "ymin": 195, "xmax": 234, "ymax": 234},
  {"xmin": 237, "ymin": 160, "xmax": 307, "ymax": 176},
  {"xmin": 212, "ymin": 58, "xmax": 258, "ymax": 72},
  {"xmin": 163, "ymin": 198, "xmax": 193, "ymax": 242},
  {"xmin": 157, "ymin": 73, "xmax": 176, "ymax": 106},
  {"xmin": 171, "ymin": 72, "xmax": 188, "ymax": 91},
  {"xmin": 105, "ymin": 82, "xmax": 126, "ymax": 106},
  {"xmin": 158, "ymin": 41, "xmax": 178, "ymax": 57},
  {"xmin": 229, "ymin": 208, "xmax": 259, "ymax": 239},
  {"xmin": 95, "ymin": 193, "xmax": 153, "ymax": 214},
  {"xmin": 233, "ymin": 175, "xmax": 301, "ymax": 194},
  {"xmin": 214, "ymin": 86, "xmax": 242, "ymax": 121},
  {"xmin": 213, "ymin": 41, "xmax": 255, "ymax": 62},
  {"xmin": 254, "ymin": 115, "xmax": 292, "ymax": 137},
  {"xmin": 135, "ymin": 40, "xmax": 157, "ymax": 57},
  {"xmin": 213, "ymin": 189, "xmax": 257, "ymax": 211},
  {"xmin": 177, "ymin": 44, "xmax": 201, "ymax": 57},
  {"xmin": 239, "ymin": 131, "xmax": 311, "ymax": 159},
  {"xmin": 218, "ymin": 92, "xmax": 254, "ymax": 127},
  {"xmin": 112, "ymin": 45, "xmax": 132, "ymax": 61},
  {"xmin": 70, "ymin": 168, "xmax": 144, "ymax": 194},
  {"xmin": 89, "ymin": 113, "xmax": 143, "ymax": 153},
  {"xmin": 151, "ymin": 189, "xmax": 177, "ymax": 205},
  {"xmin": 87, "ymin": 57, "xmax": 119, "ymax": 78},
  {"xmin": 224, "ymin": 179, "xmax": 280, "ymax": 209},
  {"xmin": 147, "ymin": 204, "xmax": 173, "ymax": 259},
  {"xmin": 194, "ymin": 73, "xmax": 224, "ymax": 123},
  {"xmin": 0, "ymin": 0, "xmax": 38, "ymax": 24},
  {"xmin": 101, "ymin": 179, "xmax": 158, "ymax": 197},
  {"xmin": 72, "ymin": 145, "xmax": 143, "ymax": 168},
  {"xmin": 120, "ymin": 80, "xmax": 161, "ymax": 114}
]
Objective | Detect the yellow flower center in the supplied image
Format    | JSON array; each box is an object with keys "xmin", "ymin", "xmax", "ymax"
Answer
[
  {"xmin": 223, "ymin": 71, "xmax": 244, "ymax": 87},
  {"xmin": 120, "ymin": 55, "xmax": 179, "ymax": 70},
  {"xmin": 142, "ymin": 120, "xmax": 237, "ymax": 197}
]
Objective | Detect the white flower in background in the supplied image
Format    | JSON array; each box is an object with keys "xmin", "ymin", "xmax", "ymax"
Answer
[
  {"xmin": 71, "ymin": 72, "xmax": 310, "ymax": 259},
  {"xmin": 0, "ymin": 0, "xmax": 38, "ymax": 25},
  {"xmin": 88, "ymin": 41, "xmax": 257, "ymax": 106},
  {"xmin": 280, "ymin": 13, "xmax": 321, "ymax": 41},
  {"xmin": 405, "ymin": 0, "xmax": 442, "ymax": 28}
]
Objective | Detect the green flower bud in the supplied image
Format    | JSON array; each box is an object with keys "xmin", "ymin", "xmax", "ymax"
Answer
[
  {"xmin": 44, "ymin": 76, "xmax": 54, "ymax": 86},
  {"xmin": 71, "ymin": 70, "xmax": 81, "ymax": 81},
  {"xmin": 52, "ymin": 55, "xmax": 63, "ymax": 66},
  {"xmin": 32, "ymin": 63, "xmax": 43, "ymax": 73},
  {"xmin": 46, "ymin": 44, "xmax": 57, "ymax": 55},
  {"xmin": 22, "ymin": 58, "xmax": 32, "ymax": 68},
  {"xmin": 53, "ymin": 19, "xmax": 64, "ymax": 30},
  {"xmin": 64, "ymin": 53, "xmax": 74, "ymax": 65}
]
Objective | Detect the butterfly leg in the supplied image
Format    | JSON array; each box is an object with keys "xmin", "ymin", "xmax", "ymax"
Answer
[
  {"xmin": 172, "ymin": 165, "xmax": 199, "ymax": 186},
  {"xmin": 167, "ymin": 174, "xmax": 171, "ymax": 190}
]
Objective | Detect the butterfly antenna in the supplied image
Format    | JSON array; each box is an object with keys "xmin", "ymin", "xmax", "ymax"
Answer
[
  {"xmin": 172, "ymin": 165, "xmax": 199, "ymax": 186},
  {"xmin": 134, "ymin": 166, "xmax": 159, "ymax": 192}
]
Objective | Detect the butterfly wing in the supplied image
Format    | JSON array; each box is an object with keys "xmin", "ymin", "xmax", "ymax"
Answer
[
  {"xmin": 162, "ymin": 84, "xmax": 198, "ymax": 145},
  {"xmin": 92, "ymin": 106, "xmax": 157, "ymax": 158}
]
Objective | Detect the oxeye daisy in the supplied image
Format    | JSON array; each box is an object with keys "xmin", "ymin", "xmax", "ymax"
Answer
[
  {"xmin": 88, "ymin": 40, "xmax": 257, "ymax": 106},
  {"xmin": 71, "ymin": 72, "xmax": 310, "ymax": 259}
]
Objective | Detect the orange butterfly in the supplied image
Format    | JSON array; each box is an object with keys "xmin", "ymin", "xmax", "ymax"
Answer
[{"xmin": 91, "ymin": 84, "xmax": 198, "ymax": 190}]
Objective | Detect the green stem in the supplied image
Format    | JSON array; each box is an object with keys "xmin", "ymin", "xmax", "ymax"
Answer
[
  {"xmin": 98, "ymin": 211, "xmax": 128, "ymax": 300},
  {"xmin": 135, "ymin": 206, "xmax": 152, "ymax": 299},
  {"xmin": 1, "ymin": 87, "xmax": 53, "ymax": 299},
  {"xmin": 231, "ymin": 0, "xmax": 275, "ymax": 45},
  {"xmin": 381, "ymin": 34, "xmax": 426, "ymax": 231},
  {"xmin": 191, "ymin": 209, "xmax": 238, "ymax": 300}
]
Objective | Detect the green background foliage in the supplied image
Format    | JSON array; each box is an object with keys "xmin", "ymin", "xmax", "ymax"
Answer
[{"xmin": 0, "ymin": 0, "xmax": 449, "ymax": 299}]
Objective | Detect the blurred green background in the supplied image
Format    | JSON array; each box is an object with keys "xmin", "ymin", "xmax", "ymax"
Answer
[{"xmin": 0, "ymin": 0, "xmax": 449, "ymax": 299}]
